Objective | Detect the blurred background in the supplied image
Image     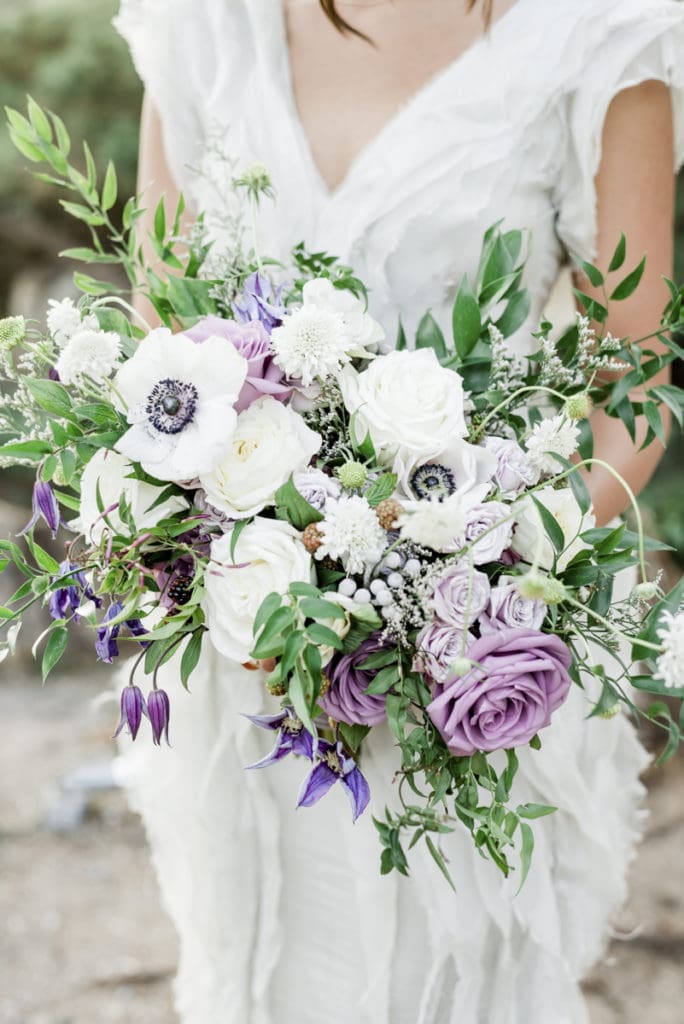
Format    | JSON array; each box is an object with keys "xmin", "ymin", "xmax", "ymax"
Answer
[{"xmin": 0, "ymin": 1, "xmax": 682, "ymax": 1022}]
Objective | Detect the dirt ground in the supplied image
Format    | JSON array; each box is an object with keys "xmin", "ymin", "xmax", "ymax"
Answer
[{"xmin": 0, "ymin": 671, "xmax": 682, "ymax": 1024}]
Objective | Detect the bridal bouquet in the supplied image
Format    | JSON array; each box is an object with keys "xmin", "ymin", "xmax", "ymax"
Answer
[{"xmin": 2, "ymin": 101, "xmax": 684, "ymax": 885}]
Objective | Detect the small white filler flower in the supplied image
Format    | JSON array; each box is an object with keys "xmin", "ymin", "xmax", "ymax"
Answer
[
  {"xmin": 525, "ymin": 414, "xmax": 580, "ymax": 476},
  {"xmin": 47, "ymin": 297, "xmax": 99, "ymax": 347},
  {"xmin": 654, "ymin": 609, "xmax": 684, "ymax": 690},
  {"xmin": 114, "ymin": 327, "xmax": 247, "ymax": 482},
  {"xmin": 316, "ymin": 495, "xmax": 387, "ymax": 574},
  {"xmin": 56, "ymin": 328, "xmax": 122, "ymax": 386}
]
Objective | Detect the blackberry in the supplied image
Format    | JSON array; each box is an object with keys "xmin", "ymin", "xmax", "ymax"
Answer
[{"xmin": 168, "ymin": 574, "xmax": 194, "ymax": 605}]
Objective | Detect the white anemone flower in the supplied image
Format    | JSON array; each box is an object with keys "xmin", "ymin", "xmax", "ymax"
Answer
[
  {"xmin": 56, "ymin": 328, "xmax": 122, "ymax": 385},
  {"xmin": 114, "ymin": 327, "xmax": 248, "ymax": 482}
]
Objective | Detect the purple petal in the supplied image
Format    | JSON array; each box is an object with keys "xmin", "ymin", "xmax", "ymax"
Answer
[
  {"xmin": 245, "ymin": 735, "xmax": 294, "ymax": 770},
  {"xmin": 113, "ymin": 685, "xmax": 146, "ymax": 741},
  {"xmin": 147, "ymin": 688, "xmax": 171, "ymax": 745},
  {"xmin": 297, "ymin": 762, "xmax": 339, "ymax": 809},
  {"xmin": 33, "ymin": 481, "xmax": 61, "ymax": 537},
  {"xmin": 242, "ymin": 710, "xmax": 287, "ymax": 732},
  {"xmin": 292, "ymin": 729, "xmax": 315, "ymax": 760},
  {"xmin": 340, "ymin": 766, "xmax": 371, "ymax": 822}
]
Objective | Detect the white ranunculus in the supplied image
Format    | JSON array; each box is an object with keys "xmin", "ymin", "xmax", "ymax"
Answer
[
  {"xmin": 204, "ymin": 518, "xmax": 313, "ymax": 662},
  {"xmin": 114, "ymin": 327, "xmax": 247, "ymax": 482},
  {"xmin": 199, "ymin": 396, "xmax": 321, "ymax": 520},
  {"xmin": 339, "ymin": 349, "xmax": 468, "ymax": 469},
  {"xmin": 78, "ymin": 449, "xmax": 188, "ymax": 543},
  {"xmin": 512, "ymin": 487, "xmax": 596, "ymax": 571}
]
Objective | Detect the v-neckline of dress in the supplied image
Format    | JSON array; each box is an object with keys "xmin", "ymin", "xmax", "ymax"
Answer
[{"xmin": 275, "ymin": 0, "xmax": 527, "ymax": 202}]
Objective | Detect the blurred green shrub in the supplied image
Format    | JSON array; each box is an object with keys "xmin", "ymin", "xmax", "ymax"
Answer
[{"xmin": 0, "ymin": 0, "xmax": 141, "ymax": 301}]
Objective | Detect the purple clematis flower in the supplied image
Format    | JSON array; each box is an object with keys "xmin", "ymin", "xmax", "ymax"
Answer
[
  {"xmin": 96, "ymin": 602, "xmax": 148, "ymax": 664},
  {"xmin": 113, "ymin": 684, "xmax": 147, "ymax": 741},
  {"xmin": 244, "ymin": 706, "xmax": 314, "ymax": 768},
  {"xmin": 48, "ymin": 560, "xmax": 102, "ymax": 621},
  {"xmin": 21, "ymin": 481, "xmax": 61, "ymax": 538},
  {"xmin": 232, "ymin": 271, "xmax": 286, "ymax": 332},
  {"xmin": 297, "ymin": 739, "xmax": 370, "ymax": 823},
  {"xmin": 147, "ymin": 688, "xmax": 171, "ymax": 746}
]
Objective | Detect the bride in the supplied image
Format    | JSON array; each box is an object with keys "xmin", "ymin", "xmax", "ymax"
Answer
[{"xmin": 114, "ymin": 1, "xmax": 684, "ymax": 1021}]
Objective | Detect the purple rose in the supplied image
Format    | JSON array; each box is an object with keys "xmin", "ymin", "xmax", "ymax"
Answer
[
  {"xmin": 427, "ymin": 628, "xmax": 572, "ymax": 756},
  {"xmin": 319, "ymin": 633, "xmax": 393, "ymax": 726},
  {"xmin": 413, "ymin": 622, "xmax": 473, "ymax": 684},
  {"xmin": 484, "ymin": 437, "xmax": 540, "ymax": 495},
  {"xmin": 480, "ymin": 575, "xmax": 547, "ymax": 634},
  {"xmin": 292, "ymin": 468, "xmax": 341, "ymax": 512},
  {"xmin": 185, "ymin": 316, "xmax": 292, "ymax": 412},
  {"xmin": 462, "ymin": 501, "xmax": 512, "ymax": 565},
  {"xmin": 431, "ymin": 563, "xmax": 490, "ymax": 630}
]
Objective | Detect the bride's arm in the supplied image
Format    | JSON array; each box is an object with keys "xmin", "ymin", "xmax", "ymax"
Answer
[
  {"xmin": 132, "ymin": 94, "xmax": 195, "ymax": 326},
  {"xmin": 579, "ymin": 79, "xmax": 676, "ymax": 525}
]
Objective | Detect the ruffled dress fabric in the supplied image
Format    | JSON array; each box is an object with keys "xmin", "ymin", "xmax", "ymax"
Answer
[{"xmin": 113, "ymin": 1, "xmax": 684, "ymax": 1021}]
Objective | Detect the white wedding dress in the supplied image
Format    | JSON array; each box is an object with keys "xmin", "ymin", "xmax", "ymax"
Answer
[{"xmin": 114, "ymin": 1, "xmax": 684, "ymax": 1022}]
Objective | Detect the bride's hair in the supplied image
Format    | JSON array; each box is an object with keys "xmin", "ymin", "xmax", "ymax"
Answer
[{"xmin": 319, "ymin": 0, "xmax": 494, "ymax": 39}]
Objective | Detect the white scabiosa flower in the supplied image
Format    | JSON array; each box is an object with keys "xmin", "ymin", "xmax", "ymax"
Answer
[
  {"xmin": 398, "ymin": 490, "xmax": 485, "ymax": 553},
  {"xmin": 56, "ymin": 328, "xmax": 122, "ymax": 386},
  {"xmin": 270, "ymin": 278, "xmax": 383, "ymax": 386},
  {"xmin": 316, "ymin": 495, "xmax": 386, "ymax": 574},
  {"xmin": 47, "ymin": 298, "xmax": 98, "ymax": 347},
  {"xmin": 525, "ymin": 415, "xmax": 581, "ymax": 476},
  {"xmin": 654, "ymin": 609, "xmax": 684, "ymax": 690},
  {"xmin": 114, "ymin": 327, "xmax": 247, "ymax": 482},
  {"xmin": 199, "ymin": 396, "xmax": 321, "ymax": 519}
]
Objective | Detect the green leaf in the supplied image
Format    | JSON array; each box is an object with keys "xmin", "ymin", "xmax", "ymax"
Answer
[
  {"xmin": 416, "ymin": 312, "xmax": 447, "ymax": 359},
  {"xmin": 154, "ymin": 198, "xmax": 167, "ymax": 242},
  {"xmin": 305, "ymin": 623, "xmax": 344, "ymax": 650},
  {"xmin": 338, "ymin": 722, "xmax": 370, "ymax": 755},
  {"xmin": 101, "ymin": 161, "xmax": 118, "ymax": 212},
  {"xmin": 580, "ymin": 260, "xmax": 604, "ymax": 288},
  {"xmin": 516, "ymin": 822, "xmax": 535, "ymax": 894},
  {"xmin": 299, "ymin": 597, "xmax": 347, "ymax": 621},
  {"xmin": 289, "ymin": 582, "xmax": 321, "ymax": 598},
  {"xmin": 643, "ymin": 401, "xmax": 666, "ymax": 445},
  {"xmin": 452, "ymin": 275, "xmax": 482, "ymax": 359},
  {"xmin": 566, "ymin": 467, "xmax": 592, "ymax": 516},
  {"xmin": 364, "ymin": 664, "xmax": 400, "ymax": 696},
  {"xmin": 396, "ymin": 319, "xmax": 407, "ymax": 351},
  {"xmin": 26, "ymin": 378, "xmax": 72, "ymax": 418},
  {"xmin": 73, "ymin": 272, "xmax": 115, "ymax": 297},
  {"xmin": 425, "ymin": 835, "xmax": 456, "ymax": 891},
  {"xmin": 610, "ymin": 256, "xmax": 646, "ymax": 301},
  {"xmin": 253, "ymin": 593, "xmax": 283, "ymax": 639},
  {"xmin": 608, "ymin": 232, "xmax": 627, "ymax": 273},
  {"xmin": 531, "ymin": 496, "xmax": 565, "ymax": 555},
  {"xmin": 289, "ymin": 663, "xmax": 316, "ymax": 735},
  {"xmin": 274, "ymin": 476, "xmax": 324, "ymax": 530},
  {"xmin": 229, "ymin": 518, "xmax": 251, "ymax": 562},
  {"xmin": 26, "ymin": 536, "xmax": 60, "ymax": 574},
  {"xmin": 180, "ymin": 630, "xmax": 204, "ymax": 689},
  {"xmin": 365, "ymin": 473, "xmax": 398, "ymax": 507},
  {"xmin": 42, "ymin": 627, "xmax": 68, "ymax": 681},
  {"xmin": 0, "ymin": 440, "xmax": 52, "ymax": 461},
  {"xmin": 495, "ymin": 289, "xmax": 531, "ymax": 338},
  {"xmin": 60, "ymin": 201, "xmax": 105, "ymax": 227},
  {"xmin": 27, "ymin": 96, "xmax": 52, "ymax": 143},
  {"xmin": 517, "ymin": 803, "xmax": 557, "ymax": 820}
]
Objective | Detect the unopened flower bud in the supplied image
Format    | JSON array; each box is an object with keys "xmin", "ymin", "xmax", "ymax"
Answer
[
  {"xmin": 337, "ymin": 460, "xmax": 368, "ymax": 489},
  {"xmin": 598, "ymin": 703, "xmax": 621, "ymax": 719},
  {"xmin": 632, "ymin": 581, "xmax": 659, "ymax": 603},
  {"xmin": 517, "ymin": 572, "xmax": 567, "ymax": 605},
  {"xmin": 564, "ymin": 393, "xmax": 593, "ymax": 421},
  {"xmin": 113, "ymin": 684, "xmax": 147, "ymax": 742},
  {"xmin": 302, "ymin": 523, "xmax": 324, "ymax": 553},
  {"xmin": 0, "ymin": 315, "xmax": 26, "ymax": 350},
  {"xmin": 376, "ymin": 498, "xmax": 402, "ymax": 531},
  {"xmin": 147, "ymin": 688, "xmax": 171, "ymax": 745}
]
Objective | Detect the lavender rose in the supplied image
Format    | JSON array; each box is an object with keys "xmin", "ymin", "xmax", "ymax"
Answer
[
  {"xmin": 427, "ymin": 628, "xmax": 572, "ymax": 756},
  {"xmin": 186, "ymin": 316, "xmax": 292, "ymax": 412},
  {"xmin": 462, "ymin": 501, "xmax": 513, "ymax": 565},
  {"xmin": 319, "ymin": 633, "xmax": 392, "ymax": 726},
  {"xmin": 292, "ymin": 468, "xmax": 341, "ymax": 512},
  {"xmin": 484, "ymin": 436, "xmax": 540, "ymax": 495},
  {"xmin": 430, "ymin": 563, "xmax": 490, "ymax": 630},
  {"xmin": 413, "ymin": 622, "xmax": 473, "ymax": 684},
  {"xmin": 480, "ymin": 575, "xmax": 547, "ymax": 634}
]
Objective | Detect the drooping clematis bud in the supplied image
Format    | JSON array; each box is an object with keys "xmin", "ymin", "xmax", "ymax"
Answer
[
  {"xmin": 113, "ymin": 684, "xmax": 147, "ymax": 741},
  {"xmin": 147, "ymin": 688, "xmax": 171, "ymax": 746},
  {"xmin": 21, "ymin": 480, "xmax": 61, "ymax": 538}
]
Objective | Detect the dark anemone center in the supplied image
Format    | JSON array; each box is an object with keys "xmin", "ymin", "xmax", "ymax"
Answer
[
  {"xmin": 146, "ymin": 378, "xmax": 199, "ymax": 435},
  {"xmin": 410, "ymin": 463, "xmax": 456, "ymax": 501}
]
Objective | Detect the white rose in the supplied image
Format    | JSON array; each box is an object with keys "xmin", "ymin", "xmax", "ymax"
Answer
[
  {"xmin": 199, "ymin": 396, "xmax": 321, "ymax": 520},
  {"xmin": 78, "ymin": 449, "xmax": 188, "ymax": 543},
  {"xmin": 204, "ymin": 518, "xmax": 313, "ymax": 662},
  {"xmin": 339, "ymin": 349, "xmax": 467, "ymax": 469},
  {"xmin": 512, "ymin": 487, "xmax": 596, "ymax": 571}
]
